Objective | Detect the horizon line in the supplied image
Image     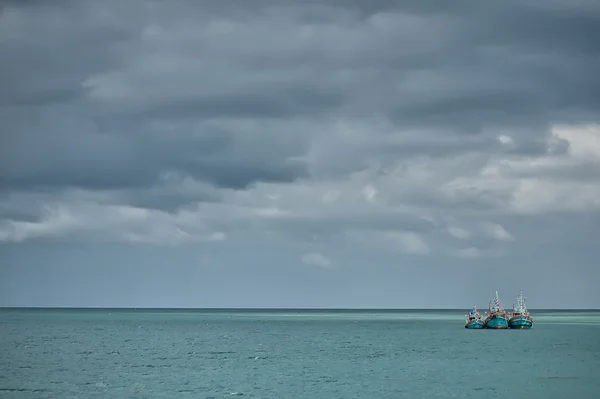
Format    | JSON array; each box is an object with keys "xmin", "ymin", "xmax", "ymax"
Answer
[{"xmin": 2, "ymin": 306, "xmax": 599, "ymax": 311}]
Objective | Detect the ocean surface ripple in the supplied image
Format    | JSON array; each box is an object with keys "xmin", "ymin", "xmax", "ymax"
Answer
[{"xmin": 1, "ymin": 309, "xmax": 599, "ymax": 398}]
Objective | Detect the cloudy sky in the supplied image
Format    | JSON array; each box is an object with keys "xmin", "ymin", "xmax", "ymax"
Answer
[{"xmin": 1, "ymin": 0, "xmax": 599, "ymax": 308}]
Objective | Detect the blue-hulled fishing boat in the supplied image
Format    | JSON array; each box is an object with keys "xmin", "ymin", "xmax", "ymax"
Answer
[
  {"xmin": 464, "ymin": 305, "xmax": 485, "ymax": 329},
  {"xmin": 484, "ymin": 291, "xmax": 508, "ymax": 329},
  {"xmin": 508, "ymin": 291, "xmax": 533, "ymax": 329}
]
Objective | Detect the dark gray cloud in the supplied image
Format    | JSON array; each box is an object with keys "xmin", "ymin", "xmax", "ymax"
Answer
[
  {"xmin": 1, "ymin": 0, "xmax": 600, "ymax": 307},
  {"xmin": 1, "ymin": 0, "xmax": 598, "ymax": 203}
]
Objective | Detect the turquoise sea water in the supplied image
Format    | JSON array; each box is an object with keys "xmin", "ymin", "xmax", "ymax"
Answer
[{"xmin": 1, "ymin": 309, "xmax": 599, "ymax": 398}]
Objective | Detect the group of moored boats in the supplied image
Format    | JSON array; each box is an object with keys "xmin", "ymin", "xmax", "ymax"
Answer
[{"xmin": 465, "ymin": 291, "xmax": 533, "ymax": 329}]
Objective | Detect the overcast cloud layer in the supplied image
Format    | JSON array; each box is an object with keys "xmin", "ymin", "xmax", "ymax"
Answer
[{"xmin": 1, "ymin": 0, "xmax": 599, "ymax": 308}]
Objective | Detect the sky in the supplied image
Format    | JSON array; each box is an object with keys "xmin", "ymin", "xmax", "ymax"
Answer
[{"xmin": 1, "ymin": 0, "xmax": 600, "ymax": 309}]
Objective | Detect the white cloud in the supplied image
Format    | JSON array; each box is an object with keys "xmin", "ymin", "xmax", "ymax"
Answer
[
  {"xmin": 0, "ymin": 201, "xmax": 227, "ymax": 246},
  {"xmin": 388, "ymin": 231, "xmax": 431, "ymax": 255},
  {"xmin": 0, "ymin": 206, "xmax": 80, "ymax": 243},
  {"xmin": 439, "ymin": 124, "xmax": 600, "ymax": 215},
  {"xmin": 453, "ymin": 247, "xmax": 481, "ymax": 259},
  {"xmin": 3, "ymin": 121, "xmax": 599, "ymax": 258},
  {"xmin": 347, "ymin": 230, "xmax": 431, "ymax": 255},
  {"xmin": 301, "ymin": 252, "xmax": 333, "ymax": 268},
  {"xmin": 361, "ymin": 185, "xmax": 378, "ymax": 203},
  {"xmin": 509, "ymin": 179, "xmax": 600, "ymax": 214},
  {"xmin": 207, "ymin": 232, "xmax": 228, "ymax": 242},
  {"xmin": 482, "ymin": 223, "xmax": 513, "ymax": 241},
  {"xmin": 254, "ymin": 207, "xmax": 290, "ymax": 218},
  {"xmin": 322, "ymin": 190, "xmax": 341, "ymax": 204},
  {"xmin": 448, "ymin": 226, "xmax": 471, "ymax": 240},
  {"xmin": 552, "ymin": 123, "xmax": 600, "ymax": 161},
  {"xmin": 497, "ymin": 135, "xmax": 514, "ymax": 147}
]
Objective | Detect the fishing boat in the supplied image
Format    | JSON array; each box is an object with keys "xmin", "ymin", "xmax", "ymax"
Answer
[
  {"xmin": 508, "ymin": 291, "xmax": 533, "ymax": 329},
  {"xmin": 464, "ymin": 305, "xmax": 485, "ymax": 329},
  {"xmin": 484, "ymin": 291, "xmax": 509, "ymax": 329}
]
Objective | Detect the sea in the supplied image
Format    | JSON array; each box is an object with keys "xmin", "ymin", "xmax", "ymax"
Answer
[{"xmin": 1, "ymin": 309, "xmax": 599, "ymax": 398}]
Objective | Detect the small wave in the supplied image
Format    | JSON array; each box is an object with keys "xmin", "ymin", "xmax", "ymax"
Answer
[
  {"xmin": 543, "ymin": 376, "xmax": 578, "ymax": 380},
  {"xmin": 84, "ymin": 382, "xmax": 109, "ymax": 388},
  {"xmin": 316, "ymin": 376, "xmax": 338, "ymax": 383},
  {"xmin": 0, "ymin": 388, "xmax": 51, "ymax": 393},
  {"xmin": 366, "ymin": 352, "xmax": 386, "ymax": 358}
]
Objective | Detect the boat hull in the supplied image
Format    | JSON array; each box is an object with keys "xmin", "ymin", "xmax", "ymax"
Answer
[
  {"xmin": 509, "ymin": 315, "xmax": 533, "ymax": 329},
  {"xmin": 485, "ymin": 314, "xmax": 508, "ymax": 329},
  {"xmin": 465, "ymin": 319, "xmax": 485, "ymax": 329}
]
